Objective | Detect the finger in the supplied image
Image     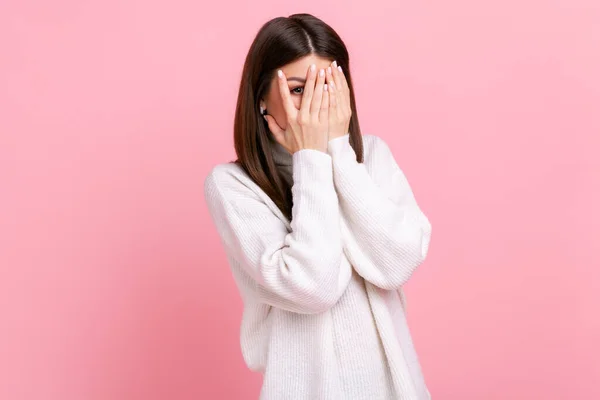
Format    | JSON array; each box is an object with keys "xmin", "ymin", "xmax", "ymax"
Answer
[
  {"xmin": 264, "ymin": 114, "xmax": 285, "ymax": 144},
  {"xmin": 328, "ymin": 80, "xmax": 338, "ymax": 112},
  {"xmin": 331, "ymin": 62, "xmax": 351, "ymax": 116},
  {"xmin": 333, "ymin": 61, "xmax": 350, "ymax": 93},
  {"xmin": 331, "ymin": 61, "xmax": 345, "ymax": 96},
  {"xmin": 327, "ymin": 67, "xmax": 346, "ymax": 112},
  {"xmin": 310, "ymin": 68, "xmax": 326, "ymax": 116},
  {"xmin": 320, "ymin": 84, "xmax": 329, "ymax": 123},
  {"xmin": 299, "ymin": 64, "xmax": 317, "ymax": 114},
  {"xmin": 276, "ymin": 70, "xmax": 297, "ymax": 117}
]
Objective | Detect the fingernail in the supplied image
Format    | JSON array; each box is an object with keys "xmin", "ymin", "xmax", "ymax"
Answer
[
  {"xmin": 338, "ymin": 66, "xmax": 343, "ymax": 73},
  {"xmin": 319, "ymin": 69, "xmax": 325, "ymax": 77},
  {"xmin": 332, "ymin": 60, "xmax": 337, "ymax": 67},
  {"xmin": 330, "ymin": 81, "xmax": 335, "ymax": 90},
  {"xmin": 324, "ymin": 84, "xmax": 328, "ymax": 91},
  {"xmin": 310, "ymin": 64, "xmax": 316, "ymax": 72},
  {"xmin": 327, "ymin": 67, "xmax": 332, "ymax": 75},
  {"xmin": 277, "ymin": 70, "xmax": 283, "ymax": 78}
]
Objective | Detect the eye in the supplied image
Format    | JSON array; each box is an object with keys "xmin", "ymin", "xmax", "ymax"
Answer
[{"xmin": 291, "ymin": 87, "xmax": 304, "ymax": 95}]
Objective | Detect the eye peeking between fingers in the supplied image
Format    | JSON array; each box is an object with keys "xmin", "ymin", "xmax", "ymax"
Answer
[{"xmin": 291, "ymin": 86, "xmax": 304, "ymax": 95}]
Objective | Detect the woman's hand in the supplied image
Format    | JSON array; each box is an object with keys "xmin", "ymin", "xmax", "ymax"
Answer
[
  {"xmin": 325, "ymin": 61, "xmax": 352, "ymax": 141},
  {"xmin": 265, "ymin": 65, "xmax": 330, "ymax": 154}
]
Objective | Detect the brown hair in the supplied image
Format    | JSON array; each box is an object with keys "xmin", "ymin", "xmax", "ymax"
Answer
[{"xmin": 234, "ymin": 13, "xmax": 364, "ymax": 220}]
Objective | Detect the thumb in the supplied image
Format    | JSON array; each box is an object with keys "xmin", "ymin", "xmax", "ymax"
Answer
[{"xmin": 264, "ymin": 114, "xmax": 285, "ymax": 145}]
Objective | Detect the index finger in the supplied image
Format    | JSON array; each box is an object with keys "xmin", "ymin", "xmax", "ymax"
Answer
[{"xmin": 276, "ymin": 70, "xmax": 297, "ymax": 116}]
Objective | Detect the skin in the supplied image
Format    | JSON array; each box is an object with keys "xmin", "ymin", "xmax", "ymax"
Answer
[{"xmin": 261, "ymin": 55, "xmax": 352, "ymax": 154}]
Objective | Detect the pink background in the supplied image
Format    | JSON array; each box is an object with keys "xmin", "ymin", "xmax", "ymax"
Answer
[{"xmin": 1, "ymin": 1, "xmax": 599, "ymax": 399}]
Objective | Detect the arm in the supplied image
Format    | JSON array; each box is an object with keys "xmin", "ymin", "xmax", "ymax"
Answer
[
  {"xmin": 328, "ymin": 134, "xmax": 432, "ymax": 290},
  {"xmin": 204, "ymin": 149, "xmax": 352, "ymax": 314}
]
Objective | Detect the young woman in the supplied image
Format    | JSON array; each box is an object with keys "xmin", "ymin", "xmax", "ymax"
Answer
[{"xmin": 205, "ymin": 13, "xmax": 432, "ymax": 400}]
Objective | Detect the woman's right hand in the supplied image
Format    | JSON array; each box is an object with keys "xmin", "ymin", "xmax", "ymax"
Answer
[{"xmin": 264, "ymin": 64, "xmax": 330, "ymax": 154}]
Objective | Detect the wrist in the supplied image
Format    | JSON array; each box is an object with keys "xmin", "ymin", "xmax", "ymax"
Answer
[
  {"xmin": 327, "ymin": 133, "xmax": 351, "ymax": 155},
  {"xmin": 328, "ymin": 132, "xmax": 350, "ymax": 143}
]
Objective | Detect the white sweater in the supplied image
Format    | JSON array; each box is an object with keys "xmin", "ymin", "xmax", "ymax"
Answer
[{"xmin": 204, "ymin": 133, "xmax": 432, "ymax": 400}]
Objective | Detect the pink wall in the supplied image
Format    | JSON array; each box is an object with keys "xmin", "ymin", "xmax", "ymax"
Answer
[{"xmin": 1, "ymin": 1, "xmax": 598, "ymax": 399}]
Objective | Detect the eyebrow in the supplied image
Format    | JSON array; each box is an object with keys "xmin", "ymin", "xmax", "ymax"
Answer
[{"xmin": 286, "ymin": 77, "xmax": 306, "ymax": 84}]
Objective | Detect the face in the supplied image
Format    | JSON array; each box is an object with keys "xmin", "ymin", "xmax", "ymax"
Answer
[{"xmin": 261, "ymin": 55, "xmax": 333, "ymax": 130}]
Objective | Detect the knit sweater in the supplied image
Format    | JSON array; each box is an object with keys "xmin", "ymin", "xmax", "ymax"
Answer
[{"xmin": 204, "ymin": 133, "xmax": 432, "ymax": 400}]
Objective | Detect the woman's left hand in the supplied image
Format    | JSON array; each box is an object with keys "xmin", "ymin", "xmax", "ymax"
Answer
[{"xmin": 325, "ymin": 61, "xmax": 352, "ymax": 141}]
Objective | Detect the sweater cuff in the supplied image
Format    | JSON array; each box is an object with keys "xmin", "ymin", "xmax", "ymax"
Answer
[
  {"xmin": 292, "ymin": 149, "xmax": 334, "ymax": 185},
  {"xmin": 327, "ymin": 134, "xmax": 351, "ymax": 157}
]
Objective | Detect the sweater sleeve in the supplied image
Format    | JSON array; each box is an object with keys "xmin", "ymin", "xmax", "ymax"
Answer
[
  {"xmin": 204, "ymin": 149, "xmax": 351, "ymax": 314},
  {"xmin": 327, "ymin": 134, "xmax": 432, "ymax": 290}
]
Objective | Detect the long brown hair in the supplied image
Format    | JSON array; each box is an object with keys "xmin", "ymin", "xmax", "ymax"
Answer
[{"xmin": 234, "ymin": 13, "xmax": 364, "ymax": 220}]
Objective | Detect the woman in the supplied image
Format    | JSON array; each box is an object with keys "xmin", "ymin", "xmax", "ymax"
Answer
[{"xmin": 205, "ymin": 13, "xmax": 432, "ymax": 400}]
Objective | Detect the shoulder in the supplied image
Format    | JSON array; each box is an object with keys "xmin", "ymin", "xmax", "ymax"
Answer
[
  {"xmin": 204, "ymin": 161, "xmax": 289, "ymax": 228},
  {"xmin": 205, "ymin": 161, "xmax": 244, "ymax": 185},
  {"xmin": 360, "ymin": 134, "xmax": 397, "ymax": 166},
  {"xmin": 204, "ymin": 162, "xmax": 256, "ymax": 206},
  {"xmin": 357, "ymin": 134, "xmax": 407, "ymax": 186}
]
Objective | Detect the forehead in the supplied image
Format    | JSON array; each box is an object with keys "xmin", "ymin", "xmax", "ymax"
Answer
[{"xmin": 281, "ymin": 55, "xmax": 333, "ymax": 78}]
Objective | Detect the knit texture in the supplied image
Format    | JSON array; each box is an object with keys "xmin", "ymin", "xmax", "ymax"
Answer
[{"xmin": 204, "ymin": 134, "xmax": 432, "ymax": 399}]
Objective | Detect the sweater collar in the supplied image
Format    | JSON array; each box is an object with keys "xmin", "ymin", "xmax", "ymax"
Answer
[{"xmin": 270, "ymin": 138, "xmax": 293, "ymax": 167}]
